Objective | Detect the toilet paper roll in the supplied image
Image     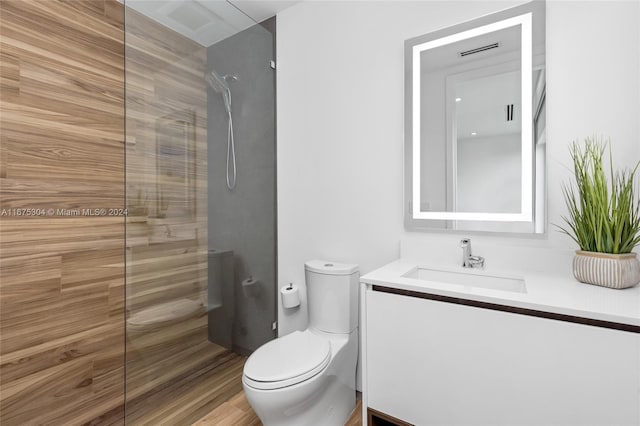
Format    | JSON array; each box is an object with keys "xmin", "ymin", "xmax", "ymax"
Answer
[
  {"xmin": 242, "ymin": 277, "xmax": 261, "ymax": 298},
  {"xmin": 280, "ymin": 284, "xmax": 300, "ymax": 309}
]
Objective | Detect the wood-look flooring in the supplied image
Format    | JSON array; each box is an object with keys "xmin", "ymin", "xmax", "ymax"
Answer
[
  {"xmin": 194, "ymin": 391, "xmax": 363, "ymax": 426},
  {"xmin": 347, "ymin": 399, "xmax": 364, "ymax": 426},
  {"xmin": 127, "ymin": 349, "xmax": 246, "ymax": 426},
  {"xmin": 192, "ymin": 390, "xmax": 260, "ymax": 426}
]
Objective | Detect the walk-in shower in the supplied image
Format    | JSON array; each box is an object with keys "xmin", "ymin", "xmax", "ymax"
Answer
[
  {"xmin": 124, "ymin": 0, "xmax": 276, "ymax": 423},
  {"xmin": 206, "ymin": 69, "xmax": 238, "ymax": 190}
]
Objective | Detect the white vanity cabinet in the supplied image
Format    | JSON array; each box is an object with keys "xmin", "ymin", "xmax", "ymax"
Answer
[{"xmin": 362, "ymin": 285, "xmax": 640, "ymax": 426}]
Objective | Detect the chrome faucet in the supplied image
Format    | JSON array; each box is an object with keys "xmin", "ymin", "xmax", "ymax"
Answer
[{"xmin": 460, "ymin": 238, "xmax": 485, "ymax": 268}]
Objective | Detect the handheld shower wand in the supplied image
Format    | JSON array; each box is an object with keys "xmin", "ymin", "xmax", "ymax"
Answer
[{"xmin": 206, "ymin": 70, "xmax": 238, "ymax": 190}]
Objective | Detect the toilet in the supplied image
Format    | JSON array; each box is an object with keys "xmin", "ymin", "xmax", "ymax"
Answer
[{"xmin": 242, "ymin": 260, "xmax": 359, "ymax": 426}]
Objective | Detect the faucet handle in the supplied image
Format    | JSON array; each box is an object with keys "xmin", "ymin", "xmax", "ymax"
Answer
[
  {"xmin": 460, "ymin": 238, "xmax": 470, "ymax": 247},
  {"xmin": 468, "ymin": 255, "xmax": 485, "ymax": 268}
]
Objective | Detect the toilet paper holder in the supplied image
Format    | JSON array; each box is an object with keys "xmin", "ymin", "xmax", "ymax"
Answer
[
  {"xmin": 242, "ymin": 276, "xmax": 261, "ymax": 298},
  {"xmin": 281, "ymin": 282, "xmax": 301, "ymax": 309}
]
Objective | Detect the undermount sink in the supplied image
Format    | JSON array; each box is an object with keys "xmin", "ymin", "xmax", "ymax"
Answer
[{"xmin": 402, "ymin": 267, "xmax": 526, "ymax": 293}]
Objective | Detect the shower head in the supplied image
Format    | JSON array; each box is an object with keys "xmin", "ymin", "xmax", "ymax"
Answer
[
  {"xmin": 207, "ymin": 69, "xmax": 239, "ymax": 190},
  {"xmin": 207, "ymin": 69, "xmax": 229, "ymax": 93},
  {"xmin": 206, "ymin": 69, "xmax": 235, "ymax": 114}
]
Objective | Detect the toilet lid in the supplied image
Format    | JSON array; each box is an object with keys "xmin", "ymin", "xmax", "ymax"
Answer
[{"xmin": 243, "ymin": 330, "xmax": 331, "ymax": 389}]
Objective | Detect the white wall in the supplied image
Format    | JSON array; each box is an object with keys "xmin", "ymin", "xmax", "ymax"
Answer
[
  {"xmin": 457, "ymin": 133, "xmax": 521, "ymax": 213},
  {"xmin": 276, "ymin": 0, "xmax": 640, "ymax": 336}
]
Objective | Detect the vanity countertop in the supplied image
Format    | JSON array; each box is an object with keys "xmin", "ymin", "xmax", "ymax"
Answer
[{"xmin": 361, "ymin": 259, "xmax": 640, "ymax": 329}]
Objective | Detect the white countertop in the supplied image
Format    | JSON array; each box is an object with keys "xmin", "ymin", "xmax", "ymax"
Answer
[{"xmin": 360, "ymin": 258, "xmax": 640, "ymax": 327}]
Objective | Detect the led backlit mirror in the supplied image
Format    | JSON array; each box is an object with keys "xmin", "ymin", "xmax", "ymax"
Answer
[{"xmin": 405, "ymin": 1, "xmax": 546, "ymax": 233}]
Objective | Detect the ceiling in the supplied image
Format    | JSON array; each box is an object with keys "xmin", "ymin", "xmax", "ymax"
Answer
[
  {"xmin": 229, "ymin": 1, "xmax": 301, "ymax": 23},
  {"xmin": 124, "ymin": 0, "xmax": 302, "ymax": 46}
]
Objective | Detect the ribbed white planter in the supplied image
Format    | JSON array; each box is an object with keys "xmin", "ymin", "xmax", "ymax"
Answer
[{"xmin": 573, "ymin": 251, "xmax": 640, "ymax": 289}]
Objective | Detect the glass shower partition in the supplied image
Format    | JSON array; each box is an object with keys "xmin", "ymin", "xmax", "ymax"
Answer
[{"xmin": 124, "ymin": 1, "xmax": 276, "ymax": 423}]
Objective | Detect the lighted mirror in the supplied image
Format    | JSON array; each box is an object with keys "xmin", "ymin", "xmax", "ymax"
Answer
[{"xmin": 404, "ymin": 1, "xmax": 546, "ymax": 233}]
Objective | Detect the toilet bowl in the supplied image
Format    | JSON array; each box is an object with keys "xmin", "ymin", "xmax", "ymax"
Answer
[{"xmin": 242, "ymin": 260, "xmax": 359, "ymax": 426}]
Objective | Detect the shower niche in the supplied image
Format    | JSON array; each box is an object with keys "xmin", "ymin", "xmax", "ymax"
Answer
[{"xmin": 155, "ymin": 111, "xmax": 196, "ymax": 220}]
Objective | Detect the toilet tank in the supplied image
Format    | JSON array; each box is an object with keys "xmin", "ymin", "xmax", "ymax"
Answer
[{"xmin": 305, "ymin": 260, "xmax": 359, "ymax": 334}]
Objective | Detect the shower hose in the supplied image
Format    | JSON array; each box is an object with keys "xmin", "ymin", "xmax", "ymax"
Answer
[{"xmin": 226, "ymin": 112, "xmax": 236, "ymax": 190}]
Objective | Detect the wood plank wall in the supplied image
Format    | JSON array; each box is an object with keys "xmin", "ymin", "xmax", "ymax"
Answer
[
  {"xmin": 1, "ymin": 1, "xmax": 214, "ymax": 424},
  {"xmin": 123, "ymin": 7, "xmax": 212, "ymax": 421},
  {"xmin": 0, "ymin": 0, "xmax": 126, "ymax": 424},
  {"xmin": 124, "ymin": 6, "xmax": 208, "ymax": 320}
]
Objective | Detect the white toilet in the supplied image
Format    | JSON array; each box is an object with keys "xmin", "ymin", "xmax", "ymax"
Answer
[{"xmin": 242, "ymin": 260, "xmax": 359, "ymax": 426}]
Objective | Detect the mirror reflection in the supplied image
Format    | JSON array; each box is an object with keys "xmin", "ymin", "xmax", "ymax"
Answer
[{"xmin": 405, "ymin": 1, "xmax": 546, "ymax": 233}]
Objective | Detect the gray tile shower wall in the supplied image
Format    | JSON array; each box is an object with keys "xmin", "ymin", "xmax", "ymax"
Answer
[{"xmin": 207, "ymin": 19, "xmax": 277, "ymax": 354}]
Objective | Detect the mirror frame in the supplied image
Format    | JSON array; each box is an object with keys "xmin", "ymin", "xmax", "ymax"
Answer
[{"xmin": 404, "ymin": 1, "xmax": 545, "ymax": 231}]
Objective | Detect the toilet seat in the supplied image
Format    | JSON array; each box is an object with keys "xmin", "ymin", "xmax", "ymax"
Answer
[{"xmin": 243, "ymin": 330, "xmax": 331, "ymax": 390}]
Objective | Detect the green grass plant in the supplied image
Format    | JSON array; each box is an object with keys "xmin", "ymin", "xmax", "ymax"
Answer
[{"xmin": 558, "ymin": 137, "xmax": 640, "ymax": 254}]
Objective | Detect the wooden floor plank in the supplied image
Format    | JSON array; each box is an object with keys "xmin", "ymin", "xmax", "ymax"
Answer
[
  {"xmin": 345, "ymin": 397, "xmax": 363, "ymax": 426},
  {"xmin": 125, "ymin": 349, "xmax": 246, "ymax": 426},
  {"xmin": 192, "ymin": 388, "xmax": 363, "ymax": 426}
]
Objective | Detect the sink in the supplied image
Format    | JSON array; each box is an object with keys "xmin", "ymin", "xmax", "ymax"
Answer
[{"xmin": 402, "ymin": 267, "xmax": 526, "ymax": 293}]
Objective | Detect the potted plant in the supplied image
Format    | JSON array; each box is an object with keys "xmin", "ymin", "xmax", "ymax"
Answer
[{"xmin": 558, "ymin": 137, "xmax": 640, "ymax": 289}]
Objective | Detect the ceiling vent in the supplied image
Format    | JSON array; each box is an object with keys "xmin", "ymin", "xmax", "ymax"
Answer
[
  {"xmin": 167, "ymin": 3, "xmax": 211, "ymax": 31},
  {"xmin": 506, "ymin": 104, "xmax": 515, "ymax": 121},
  {"xmin": 459, "ymin": 42, "xmax": 500, "ymax": 57}
]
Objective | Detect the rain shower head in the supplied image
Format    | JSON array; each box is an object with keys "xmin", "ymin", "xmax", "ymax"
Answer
[{"xmin": 206, "ymin": 69, "xmax": 235, "ymax": 114}]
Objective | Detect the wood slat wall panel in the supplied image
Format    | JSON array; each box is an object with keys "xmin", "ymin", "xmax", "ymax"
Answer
[{"xmin": 0, "ymin": 1, "xmax": 126, "ymax": 424}]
